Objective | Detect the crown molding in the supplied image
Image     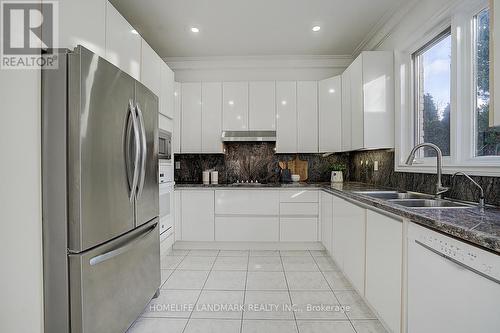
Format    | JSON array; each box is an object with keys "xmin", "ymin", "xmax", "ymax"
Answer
[
  {"xmin": 164, "ymin": 54, "xmax": 353, "ymax": 71},
  {"xmin": 352, "ymin": 0, "xmax": 421, "ymax": 56}
]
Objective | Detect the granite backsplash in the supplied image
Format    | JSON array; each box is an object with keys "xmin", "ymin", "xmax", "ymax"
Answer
[
  {"xmin": 174, "ymin": 144, "xmax": 499, "ymax": 206},
  {"xmin": 174, "ymin": 142, "xmax": 350, "ymax": 184}
]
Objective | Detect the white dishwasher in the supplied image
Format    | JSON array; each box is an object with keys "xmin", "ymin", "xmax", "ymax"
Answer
[{"xmin": 407, "ymin": 223, "xmax": 500, "ymax": 333}]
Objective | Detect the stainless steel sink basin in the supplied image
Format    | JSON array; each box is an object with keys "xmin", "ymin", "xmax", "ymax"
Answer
[{"xmin": 387, "ymin": 199, "xmax": 472, "ymax": 209}]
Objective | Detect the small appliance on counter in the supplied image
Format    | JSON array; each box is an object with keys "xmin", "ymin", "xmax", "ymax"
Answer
[
  {"xmin": 202, "ymin": 170, "xmax": 210, "ymax": 184},
  {"xmin": 331, "ymin": 171, "xmax": 343, "ymax": 183}
]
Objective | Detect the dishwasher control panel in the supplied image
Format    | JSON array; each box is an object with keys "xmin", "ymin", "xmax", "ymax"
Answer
[{"xmin": 409, "ymin": 223, "xmax": 500, "ymax": 283}]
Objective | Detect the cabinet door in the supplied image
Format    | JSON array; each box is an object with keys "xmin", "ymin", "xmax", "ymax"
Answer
[
  {"xmin": 202, "ymin": 82, "xmax": 223, "ymax": 153},
  {"xmin": 362, "ymin": 51, "xmax": 394, "ymax": 149},
  {"xmin": 173, "ymin": 82, "xmax": 181, "ymax": 153},
  {"xmin": 174, "ymin": 190, "xmax": 182, "ymax": 241},
  {"xmin": 350, "ymin": 55, "xmax": 364, "ymax": 150},
  {"xmin": 249, "ymin": 81, "xmax": 276, "ymax": 130},
  {"xmin": 341, "ymin": 69, "xmax": 352, "ymax": 151},
  {"xmin": 57, "ymin": 0, "xmax": 106, "ymax": 57},
  {"xmin": 333, "ymin": 197, "xmax": 365, "ymax": 294},
  {"xmin": 366, "ymin": 210, "xmax": 402, "ymax": 333},
  {"xmin": 140, "ymin": 39, "xmax": 162, "ymax": 97},
  {"xmin": 160, "ymin": 63, "xmax": 175, "ymax": 118},
  {"xmin": 181, "ymin": 190, "xmax": 214, "ymax": 241},
  {"xmin": 105, "ymin": 2, "xmax": 141, "ymax": 80},
  {"xmin": 320, "ymin": 191, "xmax": 333, "ymax": 255},
  {"xmin": 223, "ymin": 82, "xmax": 248, "ymax": 130},
  {"xmin": 276, "ymin": 81, "xmax": 297, "ymax": 153},
  {"xmin": 319, "ymin": 76, "xmax": 342, "ymax": 152},
  {"xmin": 181, "ymin": 83, "xmax": 202, "ymax": 152},
  {"xmin": 297, "ymin": 81, "xmax": 318, "ymax": 153}
]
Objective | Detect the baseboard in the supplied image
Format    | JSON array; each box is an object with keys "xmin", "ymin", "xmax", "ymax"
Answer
[{"xmin": 172, "ymin": 241, "xmax": 325, "ymax": 251}]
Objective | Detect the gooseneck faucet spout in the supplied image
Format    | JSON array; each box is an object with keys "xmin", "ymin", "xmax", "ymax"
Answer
[
  {"xmin": 452, "ymin": 172, "xmax": 485, "ymax": 209},
  {"xmin": 405, "ymin": 143, "xmax": 449, "ymax": 198}
]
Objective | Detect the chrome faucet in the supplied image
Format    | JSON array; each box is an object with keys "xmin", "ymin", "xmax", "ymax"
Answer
[
  {"xmin": 452, "ymin": 172, "xmax": 485, "ymax": 209},
  {"xmin": 405, "ymin": 143, "xmax": 449, "ymax": 198}
]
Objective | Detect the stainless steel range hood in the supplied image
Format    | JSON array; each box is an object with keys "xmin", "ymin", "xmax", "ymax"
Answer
[{"xmin": 221, "ymin": 130, "xmax": 276, "ymax": 142}]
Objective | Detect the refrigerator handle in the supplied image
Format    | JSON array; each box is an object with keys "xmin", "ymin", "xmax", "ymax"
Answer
[
  {"xmin": 126, "ymin": 100, "xmax": 141, "ymax": 202},
  {"xmin": 135, "ymin": 102, "xmax": 147, "ymax": 198},
  {"xmin": 89, "ymin": 222, "xmax": 158, "ymax": 266}
]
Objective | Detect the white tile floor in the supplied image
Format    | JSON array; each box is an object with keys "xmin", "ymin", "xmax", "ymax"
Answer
[{"xmin": 128, "ymin": 249, "xmax": 388, "ymax": 333}]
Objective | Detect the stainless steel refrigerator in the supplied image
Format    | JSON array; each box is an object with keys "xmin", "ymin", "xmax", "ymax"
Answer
[{"xmin": 42, "ymin": 46, "xmax": 160, "ymax": 333}]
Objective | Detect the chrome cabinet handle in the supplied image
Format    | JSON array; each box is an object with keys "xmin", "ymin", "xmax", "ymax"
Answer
[
  {"xmin": 89, "ymin": 223, "xmax": 157, "ymax": 266},
  {"xmin": 126, "ymin": 100, "xmax": 140, "ymax": 202},
  {"xmin": 135, "ymin": 102, "xmax": 147, "ymax": 198}
]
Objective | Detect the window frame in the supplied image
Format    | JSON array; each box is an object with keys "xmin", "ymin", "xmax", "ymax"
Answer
[
  {"xmin": 411, "ymin": 28, "xmax": 453, "ymax": 160},
  {"xmin": 394, "ymin": 0, "xmax": 500, "ymax": 177}
]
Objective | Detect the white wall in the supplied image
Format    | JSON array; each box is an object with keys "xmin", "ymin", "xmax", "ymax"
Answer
[
  {"xmin": 0, "ymin": 69, "xmax": 43, "ymax": 333},
  {"xmin": 167, "ymin": 56, "xmax": 351, "ymax": 82}
]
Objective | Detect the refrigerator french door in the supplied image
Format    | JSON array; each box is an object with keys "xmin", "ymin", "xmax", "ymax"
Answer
[{"xmin": 42, "ymin": 46, "xmax": 160, "ymax": 333}]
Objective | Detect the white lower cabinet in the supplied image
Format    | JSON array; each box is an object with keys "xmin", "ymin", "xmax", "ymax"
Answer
[
  {"xmin": 332, "ymin": 196, "xmax": 366, "ymax": 294},
  {"xmin": 280, "ymin": 218, "xmax": 317, "ymax": 241},
  {"xmin": 180, "ymin": 190, "xmax": 214, "ymax": 241},
  {"xmin": 215, "ymin": 217, "xmax": 279, "ymax": 241},
  {"xmin": 365, "ymin": 210, "xmax": 403, "ymax": 333},
  {"xmin": 320, "ymin": 191, "xmax": 333, "ymax": 255}
]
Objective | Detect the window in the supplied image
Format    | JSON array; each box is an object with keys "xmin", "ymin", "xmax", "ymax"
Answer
[
  {"xmin": 474, "ymin": 8, "xmax": 500, "ymax": 156},
  {"xmin": 412, "ymin": 29, "xmax": 452, "ymax": 157}
]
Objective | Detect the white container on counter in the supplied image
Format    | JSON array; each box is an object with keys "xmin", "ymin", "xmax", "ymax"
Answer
[
  {"xmin": 202, "ymin": 171, "xmax": 210, "ymax": 184},
  {"xmin": 211, "ymin": 171, "xmax": 219, "ymax": 184}
]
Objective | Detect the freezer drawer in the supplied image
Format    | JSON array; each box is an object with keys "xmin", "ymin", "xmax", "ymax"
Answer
[{"xmin": 68, "ymin": 219, "xmax": 160, "ymax": 333}]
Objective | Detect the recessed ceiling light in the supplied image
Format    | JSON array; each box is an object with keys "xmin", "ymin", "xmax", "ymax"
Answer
[
  {"xmin": 281, "ymin": 100, "xmax": 287, "ymax": 105},
  {"xmin": 312, "ymin": 26, "xmax": 321, "ymax": 32},
  {"xmin": 329, "ymin": 88, "xmax": 335, "ymax": 93},
  {"xmin": 190, "ymin": 27, "xmax": 200, "ymax": 33},
  {"xmin": 131, "ymin": 29, "xmax": 139, "ymax": 35},
  {"xmin": 228, "ymin": 100, "xmax": 234, "ymax": 105}
]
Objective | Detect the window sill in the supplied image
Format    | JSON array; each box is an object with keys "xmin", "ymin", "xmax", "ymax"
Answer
[{"xmin": 394, "ymin": 162, "xmax": 500, "ymax": 177}]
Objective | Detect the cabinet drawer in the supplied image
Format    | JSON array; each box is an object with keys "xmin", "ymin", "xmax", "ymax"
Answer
[
  {"xmin": 215, "ymin": 217, "xmax": 279, "ymax": 241},
  {"xmin": 215, "ymin": 190, "xmax": 279, "ymax": 215},
  {"xmin": 280, "ymin": 203, "xmax": 318, "ymax": 216},
  {"xmin": 280, "ymin": 190, "xmax": 318, "ymax": 203},
  {"xmin": 280, "ymin": 218, "xmax": 318, "ymax": 241}
]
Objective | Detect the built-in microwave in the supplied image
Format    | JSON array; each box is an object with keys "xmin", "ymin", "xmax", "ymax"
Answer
[{"xmin": 158, "ymin": 129, "xmax": 172, "ymax": 161}]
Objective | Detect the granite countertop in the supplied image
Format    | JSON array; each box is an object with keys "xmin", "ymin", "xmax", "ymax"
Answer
[{"xmin": 175, "ymin": 182, "xmax": 500, "ymax": 254}]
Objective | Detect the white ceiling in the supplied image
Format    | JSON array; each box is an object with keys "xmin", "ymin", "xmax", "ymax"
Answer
[{"xmin": 111, "ymin": 0, "xmax": 409, "ymax": 58}]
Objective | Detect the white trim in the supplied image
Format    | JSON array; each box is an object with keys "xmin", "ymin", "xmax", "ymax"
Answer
[{"xmin": 164, "ymin": 55, "xmax": 353, "ymax": 71}]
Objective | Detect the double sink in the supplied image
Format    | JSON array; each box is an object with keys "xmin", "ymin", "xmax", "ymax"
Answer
[{"xmin": 354, "ymin": 190, "xmax": 473, "ymax": 209}]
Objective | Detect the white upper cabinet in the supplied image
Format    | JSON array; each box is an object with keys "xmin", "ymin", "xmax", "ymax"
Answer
[
  {"xmin": 202, "ymin": 82, "xmax": 223, "ymax": 153},
  {"xmin": 140, "ymin": 39, "xmax": 162, "ymax": 97},
  {"xmin": 276, "ymin": 81, "xmax": 297, "ymax": 153},
  {"xmin": 319, "ymin": 76, "xmax": 342, "ymax": 152},
  {"xmin": 249, "ymin": 81, "xmax": 276, "ymax": 130},
  {"xmin": 223, "ymin": 82, "xmax": 249, "ymax": 130},
  {"xmin": 181, "ymin": 82, "xmax": 202, "ymax": 153},
  {"xmin": 350, "ymin": 55, "xmax": 364, "ymax": 150},
  {"xmin": 341, "ymin": 51, "xmax": 394, "ymax": 151},
  {"xmin": 173, "ymin": 82, "xmax": 181, "ymax": 153},
  {"xmin": 160, "ymin": 63, "xmax": 175, "ymax": 118},
  {"xmin": 297, "ymin": 81, "xmax": 319, "ymax": 153},
  {"xmin": 57, "ymin": 0, "xmax": 106, "ymax": 57},
  {"xmin": 341, "ymin": 68, "xmax": 352, "ymax": 151},
  {"xmin": 105, "ymin": 1, "xmax": 141, "ymax": 80}
]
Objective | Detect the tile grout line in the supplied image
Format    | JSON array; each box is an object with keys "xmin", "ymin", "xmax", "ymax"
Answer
[
  {"xmin": 180, "ymin": 250, "xmax": 220, "ymax": 333},
  {"xmin": 308, "ymin": 250, "xmax": 358, "ymax": 332},
  {"xmin": 240, "ymin": 250, "xmax": 250, "ymax": 333},
  {"xmin": 280, "ymin": 250, "xmax": 300, "ymax": 333}
]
